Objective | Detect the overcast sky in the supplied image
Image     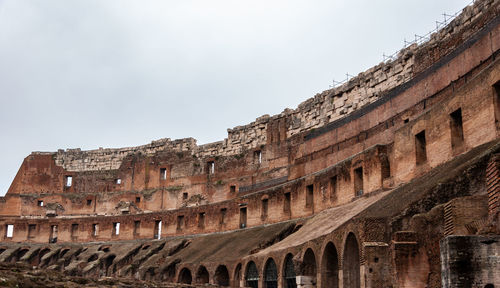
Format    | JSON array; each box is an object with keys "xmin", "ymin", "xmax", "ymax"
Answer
[{"xmin": 0, "ymin": 0, "xmax": 471, "ymax": 196}]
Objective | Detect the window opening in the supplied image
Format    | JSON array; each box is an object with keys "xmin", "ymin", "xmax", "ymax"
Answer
[
  {"xmin": 50, "ymin": 225, "xmax": 58, "ymax": 243},
  {"xmin": 450, "ymin": 108, "xmax": 464, "ymax": 152},
  {"xmin": 37, "ymin": 200, "xmax": 43, "ymax": 207},
  {"xmin": 135, "ymin": 197, "xmax": 141, "ymax": 203},
  {"xmin": 330, "ymin": 176, "xmax": 338, "ymax": 202},
  {"xmin": 254, "ymin": 150, "xmax": 262, "ymax": 164},
  {"xmin": 261, "ymin": 198, "xmax": 268, "ymax": 220},
  {"xmin": 154, "ymin": 220, "xmax": 162, "ymax": 239},
  {"xmin": 92, "ymin": 224, "xmax": 99, "ymax": 236},
  {"xmin": 113, "ymin": 222, "xmax": 120, "ymax": 235},
  {"xmin": 177, "ymin": 216, "xmax": 185, "ymax": 231},
  {"xmin": 160, "ymin": 168, "xmax": 167, "ymax": 180},
  {"xmin": 65, "ymin": 176, "xmax": 72, "ymax": 187},
  {"xmin": 284, "ymin": 192, "xmax": 291, "ymax": 214},
  {"xmin": 28, "ymin": 224, "xmax": 36, "ymax": 239},
  {"xmin": 240, "ymin": 207, "xmax": 247, "ymax": 228},
  {"xmin": 208, "ymin": 161, "xmax": 215, "ymax": 175},
  {"xmin": 415, "ymin": 130, "xmax": 427, "ymax": 164},
  {"xmin": 5, "ymin": 224, "xmax": 13, "ymax": 238},
  {"xmin": 220, "ymin": 208, "xmax": 227, "ymax": 225},
  {"xmin": 354, "ymin": 167, "xmax": 363, "ymax": 196},
  {"xmin": 183, "ymin": 192, "xmax": 188, "ymax": 200},
  {"xmin": 115, "ymin": 178, "xmax": 122, "ymax": 184},
  {"xmin": 230, "ymin": 185, "xmax": 236, "ymax": 193},
  {"xmin": 86, "ymin": 199, "xmax": 92, "ymax": 206},
  {"xmin": 71, "ymin": 223, "xmax": 78, "ymax": 239},
  {"xmin": 198, "ymin": 212, "xmax": 205, "ymax": 229},
  {"xmin": 306, "ymin": 185, "xmax": 314, "ymax": 208},
  {"xmin": 133, "ymin": 221, "xmax": 140, "ymax": 236}
]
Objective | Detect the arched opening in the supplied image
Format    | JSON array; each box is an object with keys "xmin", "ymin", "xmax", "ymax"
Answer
[
  {"xmin": 234, "ymin": 263, "xmax": 242, "ymax": 287},
  {"xmin": 283, "ymin": 254, "xmax": 297, "ymax": 288},
  {"xmin": 264, "ymin": 258, "xmax": 278, "ymax": 288},
  {"xmin": 245, "ymin": 261, "xmax": 259, "ymax": 288},
  {"xmin": 178, "ymin": 268, "xmax": 192, "ymax": 284},
  {"xmin": 302, "ymin": 248, "xmax": 317, "ymax": 276},
  {"xmin": 10, "ymin": 248, "xmax": 28, "ymax": 263},
  {"xmin": 162, "ymin": 262, "xmax": 177, "ymax": 283},
  {"xmin": 196, "ymin": 265, "xmax": 209, "ymax": 284},
  {"xmin": 215, "ymin": 265, "xmax": 230, "ymax": 287},
  {"xmin": 321, "ymin": 242, "xmax": 339, "ymax": 288},
  {"xmin": 343, "ymin": 233, "xmax": 360, "ymax": 288},
  {"xmin": 35, "ymin": 248, "xmax": 51, "ymax": 267},
  {"xmin": 101, "ymin": 254, "xmax": 116, "ymax": 276}
]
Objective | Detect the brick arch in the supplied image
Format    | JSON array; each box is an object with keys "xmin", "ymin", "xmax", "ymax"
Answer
[
  {"xmin": 263, "ymin": 257, "xmax": 278, "ymax": 288},
  {"xmin": 320, "ymin": 241, "xmax": 339, "ymax": 288},
  {"xmin": 195, "ymin": 265, "xmax": 209, "ymax": 284},
  {"xmin": 233, "ymin": 263, "xmax": 242, "ymax": 287},
  {"xmin": 214, "ymin": 264, "xmax": 230, "ymax": 287},
  {"xmin": 300, "ymin": 247, "xmax": 317, "ymax": 277},
  {"xmin": 178, "ymin": 267, "xmax": 192, "ymax": 284},
  {"xmin": 245, "ymin": 260, "xmax": 260, "ymax": 288},
  {"xmin": 281, "ymin": 253, "xmax": 297, "ymax": 288},
  {"xmin": 342, "ymin": 232, "xmax": 360, "ymax": 288}
]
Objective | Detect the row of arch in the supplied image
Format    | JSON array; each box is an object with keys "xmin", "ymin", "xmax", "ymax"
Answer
[{"xmin": 175, "ymin": 232, "xmax": 360, "ymax": 287}]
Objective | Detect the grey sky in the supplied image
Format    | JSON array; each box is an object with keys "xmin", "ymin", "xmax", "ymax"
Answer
[{"xmin": 0, "ymin": 0, "xmax": 471, "ymax": 196}]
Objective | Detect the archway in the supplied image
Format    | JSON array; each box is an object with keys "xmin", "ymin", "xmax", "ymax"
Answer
[
  {"xmin": 302, "ymin": 248, "xmax": 316, "ymax": 276},
  {"xmin": 245, "ymin": 261, "xmax": 259, "ymax": 288},
  {"xmin": 233, "ymin": 263, "xmax": 242, "ymax": 287},
  {"xmin": 283, "ymin": 254, "xmax": 297, "ymax": 288},
  {"xmin": 321, "ymin": 242, "xmax": 339, "ymax": 288},
  {"xmin": 343, "ymin": 233, "xmax": 360, "ymax": 288},
  {"xmin": 264, "ymin": 258, "xmax": 278, "ymax": 288},
  {"xmin": 178, "ymin": 268, "xmax": 192, "ymax": 284},
  {"xmin": 215, "ymin": 265, "xmax": 230, "ymax": 287},
  {"xmin": 196, "ymin": 265, "xmax": 209, "ymax": 284}
]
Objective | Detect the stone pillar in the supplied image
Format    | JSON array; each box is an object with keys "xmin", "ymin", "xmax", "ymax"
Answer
[{"xmin": 296, "ymin": 275, "xmax": 316, "ymax": 288}]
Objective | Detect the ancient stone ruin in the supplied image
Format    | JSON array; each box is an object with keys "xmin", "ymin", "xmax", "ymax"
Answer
[{"xmin": 0, "ymin": 0, "xmax": 499, "ymax": 287}]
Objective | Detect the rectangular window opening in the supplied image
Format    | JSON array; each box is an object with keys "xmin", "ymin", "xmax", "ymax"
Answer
[
  {"xmin": 5, "ymin": 224, "xmax": 13, "ymax": 238},
  {"xmin": 182, "ymin": 192, "xmax": 188, "ymax": 200},
  {"xmin": 133, "ymin": 221, "xmax": 140, "ymax": 236},
  {"xmin": 354, "ymin": 167, "xmax": 364, "ymax": 196},
  {"xmin": 261, "ymin": 198, "xmax": 268, "ymax": 220},
  {"xmin": 135, "ymin": 197, "xmax": 141, "ymax": 203},
  {"xmin": 230, "ymin": 185, "xmax": 236, "ymax": 193},
  {"xmin": 86, "ymin": 199, "xmax": 92, "ymax": 206},
  {"xmin": 207, "ymin": 161, "xmax": 215, "ymax": 175},
  {"xmin": 71, "ymin": 223, "xmax": 78, "ymax": 240},
  {"xmin": 92, "ymin": 224, "xmax": 99, "ymax": 237},
  {"xmin": 50, "ymin": 225, "xmax": 58, "ymax": 243},
  {"xmin": 254, "ymin": 150, "xmax": 262, "ymax": 164},
  {"xmin": 330, "ymin": 176, "xmax": 338, "ymax": 202},
  {"xmin": 220, "ymin": 208, "xmax": 227, "ymax": 225},
  {"xmin": 198, "ymin": 212, "xmax": 205, "ymax": 229},
  {"xmin": 113, "ymin": 222, "xmax": 120, "ymax": 236},
  {"xmin": 28, "ymin": 224, "xmax": 36, "ymax": 239},
  {"xmin": 65, "ymin": 176, "xmax": 73, "ymax": 187},
  {"xmin": 154, "ymin": 220, "xmax": 161, "ymax": 239},
  {"xmin": 306, "ymin": 184, "xmax": 314, "ymax": 208},
  {"xmin": 415, "ymin": 130, "xmax": 427, "ymax": 165},
  {"xmin": 240, "ymin": 207, "xmax": 247, "ymax": 228},
  {"xmin": 160, "ymin": 168, "xmax": 167, "ymax": 180},
  {"xmin": 494, "ymin": 82, "xmax": 500, "ymax": 123},
  {"xmin": 450, "ymin": 108, "xmax": 464, "ymax": 151},
  {"xmin": 37, "ymin": 200, "xmax": 43, "ymax": 207},
  {"xmin": 177, "ymin": 216, "xmax": 185, "ymax": 231},
  {"xmin": 284, "ymin": 192, "xmax": 291, "ymax": 214},
  {"xmin": 115, "ymin": 178, "xmax": 122, "ymax": 185}
]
